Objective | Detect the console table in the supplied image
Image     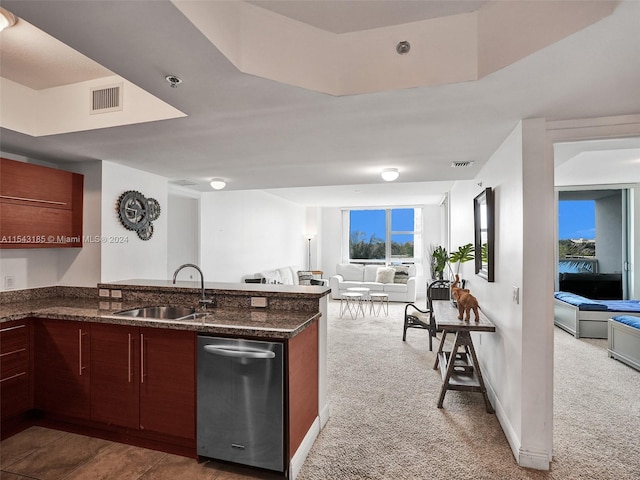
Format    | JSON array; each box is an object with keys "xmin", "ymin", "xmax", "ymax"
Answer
[{"xmin": 432, "ymin": 301, "xmax": 496, "ymax": 413}]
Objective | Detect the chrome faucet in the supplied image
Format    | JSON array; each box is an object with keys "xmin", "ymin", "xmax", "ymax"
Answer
[{"xmin": 172, "ymin": 263, "xmax": 214, "ymax": 310}]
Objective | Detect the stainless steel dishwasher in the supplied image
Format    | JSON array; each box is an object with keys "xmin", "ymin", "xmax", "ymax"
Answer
[{"xmin": 197, "ymin": 335, "xmax": 284, "ymax": 472}]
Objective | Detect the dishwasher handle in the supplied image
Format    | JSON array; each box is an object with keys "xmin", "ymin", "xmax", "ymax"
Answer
[{"xmin": 203, "ymin": 344, "xmax": 276, "ymax": 359}]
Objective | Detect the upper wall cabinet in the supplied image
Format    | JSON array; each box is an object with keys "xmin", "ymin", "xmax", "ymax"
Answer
[{"xmin": 0, "ymin": 158, "xmax": 83, "ymax": 249}]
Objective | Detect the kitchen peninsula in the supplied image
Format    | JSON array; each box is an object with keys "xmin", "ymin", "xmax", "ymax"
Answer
[{"xmin": 0, "ymin": 280, "xmax": 330, "ymax": 480}]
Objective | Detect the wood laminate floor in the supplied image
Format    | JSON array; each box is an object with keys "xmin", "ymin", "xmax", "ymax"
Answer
[{"xmin": 0, "ymin": 427, "xmax": 283, "ymax": 480}]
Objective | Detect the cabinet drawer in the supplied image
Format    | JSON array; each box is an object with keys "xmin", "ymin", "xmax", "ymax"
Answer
[
  {"xmin": 1, "ymin": 322, "xmax": 28, "ymax": 349},
  {"xmin": 1, "ymin": 347, "xmax": 29, "ymax": 380}
]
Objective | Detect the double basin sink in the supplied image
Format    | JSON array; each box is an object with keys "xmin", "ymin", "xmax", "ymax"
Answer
[{"xmin": 114, "ymin": 305, "xmax": 208, "ymax": 321}]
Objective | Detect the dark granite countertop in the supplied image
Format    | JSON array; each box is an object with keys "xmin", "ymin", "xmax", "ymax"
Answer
[
  {"xmin": 0, "ymin": 296, "xmax": 320, "ymax": 339},
  {"xmin": 100, "ymin": 279, "xmax": 331, "ymax": 298}
]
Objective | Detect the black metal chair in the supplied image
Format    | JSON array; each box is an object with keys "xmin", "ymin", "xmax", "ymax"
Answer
[{"xmin": 402, "ymin": 279, "xmax": 450, "ymax": 351}]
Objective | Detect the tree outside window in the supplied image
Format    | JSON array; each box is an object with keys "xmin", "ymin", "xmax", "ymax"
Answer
[{"xmin": 349, "ymin": 208, "xmax": 415, "ymax": 262}]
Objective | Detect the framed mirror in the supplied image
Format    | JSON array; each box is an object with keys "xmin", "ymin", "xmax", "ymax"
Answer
[{"xmin": 474, "ymin": 187, "xmax": 495, "ymax": 282}]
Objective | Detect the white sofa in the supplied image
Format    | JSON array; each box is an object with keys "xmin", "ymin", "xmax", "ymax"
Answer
[
  {"xmin": 329, "ymin": 263, "xmax": 417, "ymax": 302},
  {"xmin": 246, "ymin": 266, "xmax": 327, "ymax": 286}
]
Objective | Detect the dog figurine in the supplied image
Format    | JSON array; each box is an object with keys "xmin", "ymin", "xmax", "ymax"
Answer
[{"xmin": 451, "ymin": 274, "xmax": 480, "ymax": 322}]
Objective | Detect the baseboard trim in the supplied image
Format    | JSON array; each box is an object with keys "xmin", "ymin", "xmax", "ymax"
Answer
[
  {"xmin": 485, "ymin": 376, "xmax": 551, "ymax": 471},
  {"xmin": 518, "ymin": 447, "xmax": 551, "ymax": 470},
  {"xmin": 319, "ymin": 402, "xmax": 330, "ymax": 429},
  {"xmin": 289, "ymin": 416, "xmax": 320, "ymax": 480}
]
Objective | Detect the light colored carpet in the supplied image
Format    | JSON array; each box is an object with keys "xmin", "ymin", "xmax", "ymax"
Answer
[{"xmin": 297, "ymin": 300, "xmax": 640, "ymax": 480}]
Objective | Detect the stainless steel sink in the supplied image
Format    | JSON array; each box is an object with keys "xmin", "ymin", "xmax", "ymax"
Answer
[{"xmin": 114, "ymin": 305, "xmax": 196, "ymax": 320}]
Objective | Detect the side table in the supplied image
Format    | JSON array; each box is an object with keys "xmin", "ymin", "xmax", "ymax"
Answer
[
  {"xmin": 340, "ymin": 292, "xmax": 365, "ymax": 319},
  {"xmin": 369, "ymin": 292, "xmax": 389, "ymax": 317},
  {"xmin": 431, "ymin": 301, "xmax": 496, "ymax": 413}
]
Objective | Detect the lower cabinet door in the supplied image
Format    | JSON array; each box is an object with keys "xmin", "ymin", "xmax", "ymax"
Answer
[
  {"xmin": 1, "ymin": 373, "xmax": 30, "ymax": 421},
  {"xmin": 35, "ymin": 319, "xmax": 90, "ymax": 419},
  {"xmin": 90, "ymin": 323, "xmax": 139, "ymax": 429},
  {"xmin": 139, "ymin": 328, "xmax": 195, "ymax": 440}
]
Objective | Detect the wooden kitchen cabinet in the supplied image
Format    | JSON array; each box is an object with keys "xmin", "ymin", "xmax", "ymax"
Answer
[
  {"xmin": 139, "ymin": 327, "xmax": 196, "ymax": 440},
  {"xmin": 34, "ymin": 319, "xmax": 91, "ymax": 420},
  {"xmin": 90, "ymin": 323, "xmax": 140, "ymax": 429},
  {"xmin": 1, "ymin": 320, "xmax": 32, "ymax": 425},
  {"xmin": 0, "ymin": 158, "xmax": 83, "ymax": 248},
  {"xmin": 90, "ymin": 324, "xmax": 196, "ymax": 440},
  {"xmin": 287, "ymin": 321, "xmax": 319, "ymax": 459}
]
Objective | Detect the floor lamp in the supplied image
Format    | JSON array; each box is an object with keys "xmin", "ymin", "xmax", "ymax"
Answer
[{"xmin": 305, "ymin": 234, "xmax": 314, "ymax": 271}]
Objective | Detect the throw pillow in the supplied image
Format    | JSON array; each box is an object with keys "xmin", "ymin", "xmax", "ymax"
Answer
[
  {"xmin": 297, "ymin": 270, "xmax": 314, "ymax": 286},
  {"xmin": 375, "ymin": 266, "xmax": 396, "ymax": 284},
  {"xmin": 260, "ymin": 269, "xmax": 282, "ymax": 284},
  {"xmin": 393, "ymin": 266, "xmax": 410, "ymax": 284}
]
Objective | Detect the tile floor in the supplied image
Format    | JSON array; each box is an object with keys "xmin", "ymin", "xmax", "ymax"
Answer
[{"xmin": 0, "ymin": 426, "xmax": 284, "ymax": 480}]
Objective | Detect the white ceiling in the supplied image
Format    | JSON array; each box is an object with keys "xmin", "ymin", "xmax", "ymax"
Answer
[
  {"xmin": 0, "ymin": 18, "xmax": 113, "ymax": 90},
  {"xmin": 1, "ymin": 0, "xmax": 639, "ymax": 207},
  {"xmin": 554, "ymin": 138, "xmax": 640, "ymax": 188},
  {"xmin": 248, "ymin": 0, "xmax": 489, "ymax": 33}
]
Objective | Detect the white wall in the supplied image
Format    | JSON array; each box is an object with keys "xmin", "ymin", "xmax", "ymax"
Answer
[
  {"xmin": 199, "ymin": 190, "xmax": 306, "ymax": 282},
  {"xmin": 421, "ymin": 205, "xmax": 443, "ymax": 296},
  {"xmin": 57, "ymin": 160, "xmax": 102, "ymax": 286},
  {"xmin": 318, "ymin": 208, "xmax": 343, "ymax": 279},
  {"xmin": 305, "ymin": 207, "xmax": 321, "ymax": 272},
  {"xmin": 596, "ymin": 192, "xmax": 623, "ymax": 273},
  {"xmin": 632, "ymin": 185, "xmax": 639, "ymax": 298},
  {"xmin": 167, "ymin": 191, "xmax": 200, "ymax": 279},
  {"xmin": 450, "ymin": 119, "xmax": 554, "ymax": 469},
  {"xmin": 100, "ymin": 162, "xmax": 168, "ymax": 282}
]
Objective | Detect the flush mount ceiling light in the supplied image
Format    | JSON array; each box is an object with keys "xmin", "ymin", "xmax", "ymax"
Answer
[
  {"xmin": 0, "ymin": 7, "xmax": 17, "ymax": 32},
  {"xmin": 165, "ymin": 75, "xmax": 182, "ymax": 88},
  {"xmin": 210, "ymin": 178, "xmax": 226, "ymax": 190},
  {"xmin": 381, "ymin": 168, "xmax": 399, "ymax": 182}
]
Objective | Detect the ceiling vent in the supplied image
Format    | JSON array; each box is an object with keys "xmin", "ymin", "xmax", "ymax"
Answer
[
  {"xmin": 451, "ymin": 161, "xmax": 474, "ymax": 168},
  {"xmin": 170, "ymin": 179, "xmax": 198, "ymax": 186},
  {"xmin": 90, "ymin": 83, "xmax": 123, "ymax": 114}
]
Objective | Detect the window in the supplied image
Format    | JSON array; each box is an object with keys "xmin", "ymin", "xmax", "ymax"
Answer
[
  {"xmin": 346, "ymin": 208, "xmax": 420, "ymax": 264},
  {"xmin": 558, "ymin": 199, "xmax": 596, "ymax": 273}
]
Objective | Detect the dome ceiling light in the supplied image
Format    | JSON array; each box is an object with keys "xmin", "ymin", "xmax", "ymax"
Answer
[
  {"xmin": 210, "ymin": 178, "xmax": 226, "ymax": 190},
  {"xmin": 381, "ymin": 168, "xmax": 399, "ymax": 182},
  {"xmin": 0, "ymin": 7, "xmax": 17, "ymax": 32}
]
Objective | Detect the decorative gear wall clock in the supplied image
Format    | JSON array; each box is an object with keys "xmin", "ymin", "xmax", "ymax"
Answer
[{"xmin": 117, "ymin": 190, "xmax": 161, "ymax": 240}]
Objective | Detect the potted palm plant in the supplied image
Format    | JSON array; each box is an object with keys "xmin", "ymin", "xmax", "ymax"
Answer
[
  {"xmin": 431, "ymin": 245, "xmax": 449, "ymax": 280},
  {"xmin": 448, "ymin": 243, "xmax": 475, "ymax": 277},
  {"xmin": 447, "ymin": 243, "xmax": 475, "ymax": 306}
]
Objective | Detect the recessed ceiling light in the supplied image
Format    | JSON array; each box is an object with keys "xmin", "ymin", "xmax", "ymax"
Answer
[
  {"xmin": 165, "ymin": 75, "xmax": 182, "ymax": 88},
  {"xmin": 381, "ymin": 168, "xmax": 399, "ymax": 182},
  {"xmin": 0, "ymin": 7, "xmax": 17, "ymax": 32},
  {"xmin": 396, "ymin": 41, "xmax": 410, "ymax": 55},
  {"xmin": 210, "ymin": 178, "xmax": 226, "ymax": 190}
]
